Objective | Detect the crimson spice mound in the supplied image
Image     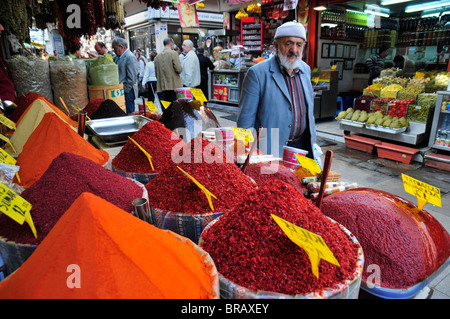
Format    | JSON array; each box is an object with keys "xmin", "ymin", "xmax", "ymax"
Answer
[
  {"xmin": 0, "ymin": 152, "xmax": 143, "ymax": 245},
  {"xmin": 200, "ymin": 180, "xmax": 360, "ymax": 296},
  {"xmin": 112, "ymin": 121, "xmax": 185, "ymax": 174},
  {"xmin": 146, "ymin": 137, "xmax": 257, "ymax": 215},
  {"xmin": 321, "ymin": 188, "xmax": 450, "ymax": 289}
]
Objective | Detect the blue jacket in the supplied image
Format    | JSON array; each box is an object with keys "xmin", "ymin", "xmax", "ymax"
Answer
[
  {"xmin": 237, "ymin": 56, "xmax": 317, "ymax": 158},
  {"xmin": 116, "ymin": 49, "xmax": 139, "ymax": 98}
]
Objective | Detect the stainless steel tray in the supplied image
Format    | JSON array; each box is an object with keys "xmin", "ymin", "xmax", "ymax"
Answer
[{"xmin": 86, "ymin": 115, "xmax": 152, "ymax": 144}]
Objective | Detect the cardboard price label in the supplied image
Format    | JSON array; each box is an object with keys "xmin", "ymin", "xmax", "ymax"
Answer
[
  {"xmin": 0, "ymin": 134, "xmax": 16, "ymax": 154},
  {"xmin": 145, "ymin": 101, "xmax": 158, "ymax": 112},
  {"xmin": 402, "ymin": 173, "xmax": 441, "ymax": 210},
  {"xmin": 161, "ymin": 101, "xmax": 171, "ymax": 109},
  {"xmin": 177, "ymin": 166, "xmax": 217, "ymax": 212},
  {"xmin": 231, "ymin": 127, "xmax": 254, "ymax": 145},
  {"xmin": 0, "ymin": 182, "xmax": 37, "ymax": 238},
  {"xmin": 0, "ymin": 148, "xmax": 17, "ymax": 165},
  {"xmin": 271, "ymin": 214, "xmax": 340, "ymax": 278},
  {"xmin": 190, "ymin": 88, "xmax": 208, "ymax": 102},
  {"xmin": 0, "ymin": 114, "xmax": 16, "ymax": 130},
  {"xmin": 128, "ymin": 137, "xmax": 155, "ymax": 171},
  {"xmin": 294, "ymin": 153, "xmax": 321, "ymax": 175}
]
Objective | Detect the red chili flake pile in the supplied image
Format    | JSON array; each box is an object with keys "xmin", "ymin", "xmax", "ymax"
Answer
[
  {"xmin": 112, "ymin": 121, "xmax": 185, "ymax": 173},
  {"xmin": 146, "ymin": 137, "xmax": 257, "ymax": 215},
  {"xmin": 200, "ymin": 180, "xmax": 360, "ymax": 296},
  {"xmin": 9, "ymin": 92, "xmax": 44, "ymax": 123},
  {"xmin": 0, "ymin": 152, "xmax": 143, "ymax": 245},
  {"xmin": 321, "ymin": 190, "xmax": 450, "ymax": 288},
  {"xmin": 244, "ymin": 161, "xmax": 306, "ymax": 195}
]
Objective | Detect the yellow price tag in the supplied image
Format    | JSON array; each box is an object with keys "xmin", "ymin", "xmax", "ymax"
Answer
[
  {"xmin": 331, "ymin": 65, "xmax": 337, "ymax": 70},
  {"xmin": 271, "ymin": 214, "xmax": 340, "ymax": 278},
  {"xmin": 161, "ymin": 100, "xmax": 171, "ymax": 109},
  {"xmin": 0, "ymin": 148, "xmax": 17, "ymax": 165},
  {"xmin": 401, "ymin": 174, "xmax": 441, "ymax": 210},
  {"xmin": 0, "ymin": 182, "xmax": 37, "ymax": 238},
  {"xmin": 231, "ymin": 127, "xmax": 254, "ymax": 145},
  {"xmin": 190, "ymin": 88, "xmax": 208, "ymax": 102},
  {"xmin": 127, "ymin": 137, "xmax": 155, "ymax": 171},
  {"xmin": 294, "ymin": 153, "xmax": 321, "ymax": 175},
  {"xmin": 177, "ymin": 166, "xmax": 217, "ymax": 212},
  {"xmin": 145, "ymin": 101, "xmax": 158, "ymax": 112},
  {"xmin": 0, "ymin": 134, "xmax": 16, "ymax": 154},
  {"xmin": 0, "ymin": 114, "xmax": 16, "ymax": 130}
]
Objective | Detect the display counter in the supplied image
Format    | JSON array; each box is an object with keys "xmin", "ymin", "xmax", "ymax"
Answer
[{"xmin": 208, "ymin": 69, "xmax": 247, "ymax": 107}]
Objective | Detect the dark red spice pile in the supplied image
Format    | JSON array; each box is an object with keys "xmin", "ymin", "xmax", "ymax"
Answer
[
  {"xmin": 70, "ymin": 98, "xmax": 104, "ymax": 121},
  {"xmin": 9, "ymin": 92, "xmax": 45, "ymax": 123},
  {"xmin": 146, "ymin": 137, "xmax": 257, "ymax": 215},
  {"xmin": 245, "ymin": 161, "xmax": 306, "ymax": 195},
  {"xmin": 0, "ymin": 152, "xmax": 143, "ymax": 245},
  {"xmin": 112, "ymin": 121, "xmax": 185, "ymax": 173},
  {"xmin": 200, "ymin": 180, "xmax": 360, "ymax": 296},
  {"xmin": 321, "ymin": 190, "xmax": 450, "ymax": 288}
]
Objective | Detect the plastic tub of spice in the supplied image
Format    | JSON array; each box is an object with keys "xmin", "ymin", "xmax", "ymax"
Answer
[
  {"xmin": 175, "ymin": 87, "xmax": 193, "ymax": 101},
  {"xmin": 282, "ymin": 145, "xmax": 308, "ymax": 165},
  {"xmin": 199, "ymin": 213, "xmax": 364, "ymax": 299}
]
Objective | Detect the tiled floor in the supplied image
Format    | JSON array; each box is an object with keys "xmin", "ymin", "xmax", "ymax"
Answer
[{"xmin": 210, "ymin": 105, "xmax": 450, "ymax": 299}]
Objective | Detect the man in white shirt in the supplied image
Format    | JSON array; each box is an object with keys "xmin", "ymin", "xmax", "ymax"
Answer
[{"xmin": 180, "ymin": 40, "xmax": 201, "ymax": 88}]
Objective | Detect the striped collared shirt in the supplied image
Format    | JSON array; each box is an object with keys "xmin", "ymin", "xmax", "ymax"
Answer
[{"xmin": 277, "ymin": 57, "xmax": 307, "ymax": 140}]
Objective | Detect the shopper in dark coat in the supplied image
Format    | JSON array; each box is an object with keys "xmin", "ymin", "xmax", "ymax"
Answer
[{"xmin": 196, "ymin": 47, "xmax": 215, "ymax": 100}]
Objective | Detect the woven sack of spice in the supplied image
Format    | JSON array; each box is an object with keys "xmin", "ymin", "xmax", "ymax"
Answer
[
  {"xmin": 88, "ymin": 57, "xmax": 119, "ymax": 86},
  {"xmin": 321, "ymin": 188, "xmax": 450, "ymax": 298},
  {"xmin": 146, "ymin": 137, "xmax": 257, "ymax": 244},
  {"xmin": 7, "ymin": 55, "xmax": 54, "ymax": 103},
  {"xmin": 49, "ymin": 57, "xmax": 89, "ymax": 115},
  {"xmin": 199, "ymin": 180, "xmax": 364, "ymax": 299}
]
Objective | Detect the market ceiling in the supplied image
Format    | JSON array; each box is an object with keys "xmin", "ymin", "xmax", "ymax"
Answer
[{"xmin": 319, "ymin": 0, "xmax": 450, "ymax": 18}]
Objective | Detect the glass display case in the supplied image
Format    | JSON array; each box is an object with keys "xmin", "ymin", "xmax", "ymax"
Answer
[
  {"xmin": 428, "ymin": 91, "xmax": 450, "ymax": 151},
  {"xmin": 209, "ymin": 69, "xmax": 247, "ymax": 106}
]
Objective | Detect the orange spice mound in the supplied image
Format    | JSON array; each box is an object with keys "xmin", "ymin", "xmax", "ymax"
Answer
[
  {"xmin": 14, "ymin": 112, "xmax": 109, "ymax": 187},
  {"xmin": 0, "ymin": 192, "xmax": 217, "ymax": 299}
]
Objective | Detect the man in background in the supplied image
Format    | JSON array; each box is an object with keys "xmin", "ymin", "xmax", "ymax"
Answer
[
  {"xmin": 154, "ymin": 37, "xmax": 182, "ymax": 102},
  {"xmin": 366, "ymin": 45, "xmax": 389, "ymax": 85},
  {"xmin": 112, "ymin": 37, "xmax": 139, "ymax": 114},
  {"xmin": 180, "ymin": 40, "xmax": 201, "ymax": 88},
  {"xmin": 196, "ymin": 47, "xmax": 214, "ymax": 99}
]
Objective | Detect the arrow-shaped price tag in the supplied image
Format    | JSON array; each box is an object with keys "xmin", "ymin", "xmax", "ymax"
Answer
[
  {"xmin": 271, "ymin": 214, "xmax": 340, "ymax": 279},
  {"xmin": 128, "ymin": 136, "xmax": 155, "ymax": 171},
  {"xmin": 190, "ymin": 88, "xmax": 208, "ymax": 103},
  {"xmin": 161, "ymin": 100, "xmax": 171, "ymax": 109},
  {"xmin": 294, "ymin": 153, "xmax": 322, "ymax": 176},
  {"xmin": 0, "ymin": 114, "xmax": 16, "ymax": 130},
  {"xmin": 0, "ymin": 182, "xmax": 37, "ymax": 238},
  {"xmin": 401, "ymin": 173, "xmax": 441, "ymax": 210},
  {"xmin": 177, "ymin": 166, "xmax": 217, "ymax": 212},
  {"xmin": 0, "ymin": 134, "xmax": 16, "ymax": 154}
]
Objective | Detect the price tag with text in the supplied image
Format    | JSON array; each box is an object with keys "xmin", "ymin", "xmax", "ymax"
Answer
[
  {"xmin": 271, "ymin": 214, "xmax": 340, "ymax": 278},
  {"xmin": 145, "ymin": 101, "xmax": 158, "ymax": 112},
  {"xmin": 231, "ymin": 127, "xmax": 254, "ymax": 145},
  {"xmin": 402, "ymin": 174, "xmax": 441, "ymax": 210},
  {"xmin": 294, "ymin": 153, "xmax": 321, "ymax": 175},
  {"xmin": 0, "ymin": 182, "xmax": 37, "ymax": 238},
  {"xmin": 190, "ymin": 88, "xmax": 208, "ymax": 102},
  {"xmin": 0, "ymin": 148, "xmax": 17, "ymax": 165},
  {"xmin": 0, "ymin": 114, "xmax": 16, "ymax": 130},
  {"xmin": 177, "ymin": 166, "xmax": 217, "ymax": 212}
]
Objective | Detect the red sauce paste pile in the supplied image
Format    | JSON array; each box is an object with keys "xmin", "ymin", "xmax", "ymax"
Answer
[
  {"xmin": 112, "ymin": 121, "xmax": 185, "ymax": 173},
  {"xmin": 321, "ymin": 189, "xmax": 450, "ymax": 288},
  {"xmin": 146, "ymin": 137, "xmax": 257, "ymax": 215},
  {"xmin": 0, "ymin": 152, "xmax": 143, "ymax": 245},
  {"xmin": 200, "ymin": 180, "xmax": 360, "ymax": 295}
]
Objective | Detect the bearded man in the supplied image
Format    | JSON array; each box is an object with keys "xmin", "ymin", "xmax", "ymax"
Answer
[{"xmin": 237, "ymin": 21, "xmax": 317, "ymax": 159}]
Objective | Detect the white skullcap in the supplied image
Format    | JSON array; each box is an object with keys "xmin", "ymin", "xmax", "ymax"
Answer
[{"xmin": 274, "ymin": 21, "xmax": 306, "ymax": 41}]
